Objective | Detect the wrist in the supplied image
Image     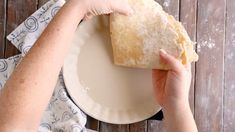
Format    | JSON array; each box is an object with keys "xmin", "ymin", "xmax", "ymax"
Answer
[
  {"xmin": 163, "ymin": 102, "xmax": 191, "ymax": 121},
  {"xmin": 162, "ymin": 100, "xmax": 197, "ymax": 132},
  {"xmin": 162, "ymin": 99, "xmax": 190, "ymax": 114}
]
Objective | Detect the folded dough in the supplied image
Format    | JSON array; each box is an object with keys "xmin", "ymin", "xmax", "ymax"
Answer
[{"xmin": 110, "ymin": 0, "xmax": 198, "ymax": 69}]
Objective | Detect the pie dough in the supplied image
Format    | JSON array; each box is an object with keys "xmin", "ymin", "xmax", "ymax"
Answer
[{"xmin": 110, "ymin": 0, "xmax": 198, "ymax": 69}]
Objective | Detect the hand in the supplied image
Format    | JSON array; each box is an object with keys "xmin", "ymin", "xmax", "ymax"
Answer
[
  {"xmin": 75, "ymin": 0, "xmax": 133, "ymax": 20},
  {"xmin": 152, "ymin": 49, "xmax": 192, "ymax": 110}
]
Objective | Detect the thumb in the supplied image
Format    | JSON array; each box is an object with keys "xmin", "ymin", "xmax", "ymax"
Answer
[
  {"xmin": 159, "ymin": 49, "xmax": 185, "ymax": 73},
  {"xmin": 110, "ymin": 0, "xmax": 134, "ymax": 15}
]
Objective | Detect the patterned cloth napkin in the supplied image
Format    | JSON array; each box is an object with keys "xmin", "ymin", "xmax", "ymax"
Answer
[{"xmin": 0, "ymin": 0, "xmax": 88, "ymax": 131}]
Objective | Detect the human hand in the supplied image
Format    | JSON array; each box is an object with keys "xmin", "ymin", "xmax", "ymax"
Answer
[
  {"xmin": 74, "ymin": 0, "xmax": 133, "ymax": 20},
  {"xmin": 152, "ymin": 49, "xmax": 192, "ymax": 110}
]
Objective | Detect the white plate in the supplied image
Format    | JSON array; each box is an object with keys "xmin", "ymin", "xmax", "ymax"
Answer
[{"xmin": 63, "ymin": 16, "xmax": 161, "ymax": 124}]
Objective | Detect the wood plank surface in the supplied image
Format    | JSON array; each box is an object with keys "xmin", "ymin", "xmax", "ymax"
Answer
[
  {"xmin": 147, "ymin": 120, "xmax": 165, "ymax": 132},
  {"xmin": 0, "ymin": 0, "xmax": 6, "ymax": 58},
  {"xmin": 129, "ymin": 121, "xmax": 147, "ymax": 132},
  {"xmin": 180, "ymin": 0, "xmax": 197, "ymax": 114},
  {"xmin": 38, "ymin": 0, "xmax": 49, "ymax": 7},
  {"xmin": 5, "ymin": 0, "xmax": 38, "ymax": 58},
  {"xmin": 100, "ymin": 123, "xmax": 129, "ymax": 132},
  {"xmin": 147, "ymin": 0, "xmax": 179, "ymax": 131},
  {"xmin": 224, "ymin": 0, "xmax": 235, "ymax": 131},
  {"xmin": 155, "ymin": 0, "xmax": 179, "ymax": 20},
  {"xmin": 86, "ymin": 116, "xmax": 100, "ymax": 131},
  {"xmin": 195, "ymin": 0, "xmax": 226, "ymax": 132}
]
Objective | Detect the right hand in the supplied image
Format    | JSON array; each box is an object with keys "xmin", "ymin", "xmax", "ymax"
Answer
[
  {"xmin": 74, "ymin": 0, "xmax": 133, "ymax": 20},
  {"xmin": 152, "ymin": 49, "xmax": 192, "ymax": 110}
]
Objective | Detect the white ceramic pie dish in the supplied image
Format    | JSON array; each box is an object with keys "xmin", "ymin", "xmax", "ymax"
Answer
[{"xmin": 63, "ymin": 16, "xmax": 161, "ymax": 124}]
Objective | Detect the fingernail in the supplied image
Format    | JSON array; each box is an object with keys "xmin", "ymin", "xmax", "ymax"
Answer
[{"xmin": 160, "ymin": 49, "xmax": 167, "ymax": 54}]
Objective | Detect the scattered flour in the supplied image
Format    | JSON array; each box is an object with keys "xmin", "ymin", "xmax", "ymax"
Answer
[
  {"xmin": 163, "ymin": 0, "xmax": 170, "ymax": 7},
  {"xmin": 227, "ymin": 52, "xmax": 234, "ymax": 60},
  {"xmin": 232, "ymin": 23, "xmax": 235, "ymax": 45},
  {"xmin": 197, "ymin": 37, "xmax": 216, "ymax": 52},
  {"xmin": 197, "ymin": 22, "xmax": 224, "ymax": 52},
  {"xmin": 197, "ymin": 44, "xmax": 201, "ymax": 52},
  {"xmin": 232, "ymin": 33, "xmax": 235, "ymax": 46},
  {"xmin": 184, "ymin": 14, "xmax": 189, "ymax": 19},
  {"xmin": 231, "ymin": 84, "xmax": 235, "ymax": 90}
]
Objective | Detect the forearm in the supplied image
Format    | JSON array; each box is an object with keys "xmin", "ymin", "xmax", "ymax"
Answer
[
  {"xmin": 0, "ymin": 0, "xmax": 85, "ymax": 130},
  {"xmin": 163, "ymin": 101, "xmax": 198, "ymax": 132}
]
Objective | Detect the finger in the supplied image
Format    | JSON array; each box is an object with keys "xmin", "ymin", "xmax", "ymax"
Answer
[
  {"xmin": 110, "ymin": 0, "xmax": 134, "ymax": 15},
  {"xmin": 152, "ymin": 69, "xmax": 167, "ymax": 100},
  {"xmin": 152, "ymin": 69, "xmax": 167, "ymax": 76},
  {"xmin": 152, "ymin": 69, "xmax": 167, "ymax": 82},
  {"xmin": 159, "ymin": 49, "xmax": 185, "ymax": 73},
  {"xmin": 83, "ymin": 13, "xmax": 93, "ymax": 21},
  {"xmin": 152, "ymin": 69, "xmax": 166, "ymax": 78}
]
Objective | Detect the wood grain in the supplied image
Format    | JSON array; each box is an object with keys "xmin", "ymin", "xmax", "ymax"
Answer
[
  {"xmin": 5, "ymin": 0, "xmax": 38, "ymax": 58},
  {"xmin": 155, "ymin": 0, "xmax": 179, "ymax": 20},
  {"xmin": 38, "ymin": 0, "xmax": 49, "ymax": 8},
  {"xmin": 147, "ymin": 0, "xmax": 179, "ymax": 131},
  {"xmin": 100, "ymin": 123, "xmax": 129, "ymax": 132},
  {"xmin": 195, "ymin": 0, "xmax": 226, "ymax": 132},
  {"xmin": 0, "ymin": 0, "xmax": 6, "ymax": 58},
  {"xmin": 86, "ymin": 116, "xmax": 100, "ymax": 131},
  {"xmin": 147, "ymin": 120, "xmax": 165, "ymax": 132},
  {"xmin": 224, "ymin": 0, "xmax": 235, "ymax": 131},
  {"xmin": 180, "ymin": 0, "xmax": 197, "ymax": 114},
  {"xmin": 129, "ymin": 121, "xmax": 147, "ymax": 132}
]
